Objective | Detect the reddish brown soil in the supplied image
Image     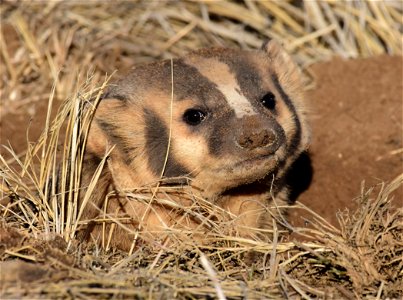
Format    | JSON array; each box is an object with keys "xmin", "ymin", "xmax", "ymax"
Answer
[
  {"xmin": 290, "ymin": 55, "xmax": 403, "ymax": 227},
  {"xmin": 1, "ymin": 55, "xmax": 402, "ymax": 227}
]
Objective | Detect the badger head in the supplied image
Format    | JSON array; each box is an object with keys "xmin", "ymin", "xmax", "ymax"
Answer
[{"xmin": 86, "ymin": 40, "xmax": 310, "ymax": 199}]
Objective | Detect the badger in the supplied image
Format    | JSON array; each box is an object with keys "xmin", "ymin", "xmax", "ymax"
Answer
[{"xmin": 79, "ymin": 40, "xmax": 310, "ymax": 250}]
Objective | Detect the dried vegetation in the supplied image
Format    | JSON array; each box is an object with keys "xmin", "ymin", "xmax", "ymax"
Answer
[{"xmin": 1, "ymin": 1, "xmax": 402, "ymax": 299}]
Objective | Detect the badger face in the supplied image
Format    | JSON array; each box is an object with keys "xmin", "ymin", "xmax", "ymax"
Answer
[{"xmin": 87, "ymin": 40, "xmax": 309, "ymax": 198}]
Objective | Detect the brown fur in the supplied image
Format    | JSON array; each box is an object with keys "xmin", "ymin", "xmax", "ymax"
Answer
[{"xmin": 78, "ymin": 40, "xmax": 310, "ymax": 250}]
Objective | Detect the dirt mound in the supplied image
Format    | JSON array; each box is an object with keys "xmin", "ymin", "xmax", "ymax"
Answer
[{"xmin": 289, "ymin": 54, "xmax": 403, "ymax": 227}]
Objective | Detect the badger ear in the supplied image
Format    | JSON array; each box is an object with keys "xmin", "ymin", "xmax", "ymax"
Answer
[
  {"xmin": 262, "ymin": 40, "xmax": 297, "ymax": 68},
  {"xmin": 261, "ymin": 39, "xmax": 302, "ymax": 91},
  {"xmin": 260, "ymin": 39, "xmax": 273, "ymax": 51},
  {"xmin": 261, "ymin": 39, "xmax": 293, "ymax": 65}
]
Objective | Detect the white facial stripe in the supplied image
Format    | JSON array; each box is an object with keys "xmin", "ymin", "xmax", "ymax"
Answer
[
  {"xmin": 186, "ymin": 57, "xmax": 257, "ymax": 118},
  {"xmin": 217, "ymin": 84, "xmax": 256, "ymax": 118}
]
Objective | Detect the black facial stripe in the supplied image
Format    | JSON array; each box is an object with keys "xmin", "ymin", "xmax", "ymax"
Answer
[
  {"xmin": 143, "ymin": 108, "xmax": 190, "ymax": 178},
  {"xmin": 169, "ymin": 60, "xmax": 235, "ymax": 157},
  {"xmin": 271, "ymin": 74, "xmax": 302, "ymax": 156},
  {"xmin": 230, "ymin": 59, "xmax": 263, "ymax": 104},
  {"xmin": 110, "ymin": 94, "xmax": 128, "ymax": 101},
  {"xmin": 208, "ymin": 126, "xmax": 225, "ymax": 156},
  {"xmin": 101, "ymin": 88, "xmax": 128, "ymax": 101},
  {"xmin": 97, "ymin": 120, "xmax": 134, "ymax": 165},
  {"xmin": 206, "ymin": 105, "xmax": 236, "ymax": 157},
  {"xmin": 172, "ymin": 60, "xmax": 231, "ymax": 104},
  {"xmin": 212, "ymin": 51, "xmax": 265, "ymax": 111},
  {"xmin": 85, "ymin": 152, "xmax": 103, "ymax": 168}
]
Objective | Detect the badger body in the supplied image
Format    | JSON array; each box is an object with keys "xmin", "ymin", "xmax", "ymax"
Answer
[{"xmin": 81, "ymin": 40, "xmax": 310, "ymax": 250}]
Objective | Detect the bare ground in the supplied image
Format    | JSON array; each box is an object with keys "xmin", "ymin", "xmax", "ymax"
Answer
[{"xmin": 290, "ymin": 54, "xmax": 403, "ymax": 228}]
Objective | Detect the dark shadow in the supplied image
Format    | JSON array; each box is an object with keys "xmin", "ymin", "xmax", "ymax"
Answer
[{"xmin": 285, "ymin": 151, "xmax": 313, "ymax": 204}]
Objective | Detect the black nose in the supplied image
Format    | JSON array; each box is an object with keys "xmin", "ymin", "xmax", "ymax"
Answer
[{"xmin": 237, "ymin": 129, "xmax": 277, "ymax": 150}]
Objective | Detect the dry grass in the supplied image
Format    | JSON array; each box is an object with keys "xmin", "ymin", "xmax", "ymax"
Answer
[{"xmin": 1, "ymin": 1, "xmax": 402, "ymax": 299}]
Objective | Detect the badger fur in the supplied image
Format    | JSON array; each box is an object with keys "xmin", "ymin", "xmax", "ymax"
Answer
[{"xmin": 80, "ymin": 40, "xmax": 310, "ymax": 250}]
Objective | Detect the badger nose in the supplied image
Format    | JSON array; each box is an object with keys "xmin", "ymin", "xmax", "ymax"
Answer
[{"xmin": 237, "ymin": 128, "xmax": 277, "ymax": 150}]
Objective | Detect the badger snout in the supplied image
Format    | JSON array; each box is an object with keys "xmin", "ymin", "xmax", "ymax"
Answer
[
  {"xmin": 235, "ymin": 115, "xmax": 285, "ymax": 154},
  {"xmin": 237, "ymin": 128, "xmax": 276, "ymax": 149}
]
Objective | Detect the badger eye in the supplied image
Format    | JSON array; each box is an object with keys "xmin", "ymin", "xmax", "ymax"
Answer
[
  {"xmin": 183, "ymin": 109, "xmax": 206, "ymax": 126},
  {"xmin": 261, "ymin": 92, "xmax": 276, "ymax": 110}
]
